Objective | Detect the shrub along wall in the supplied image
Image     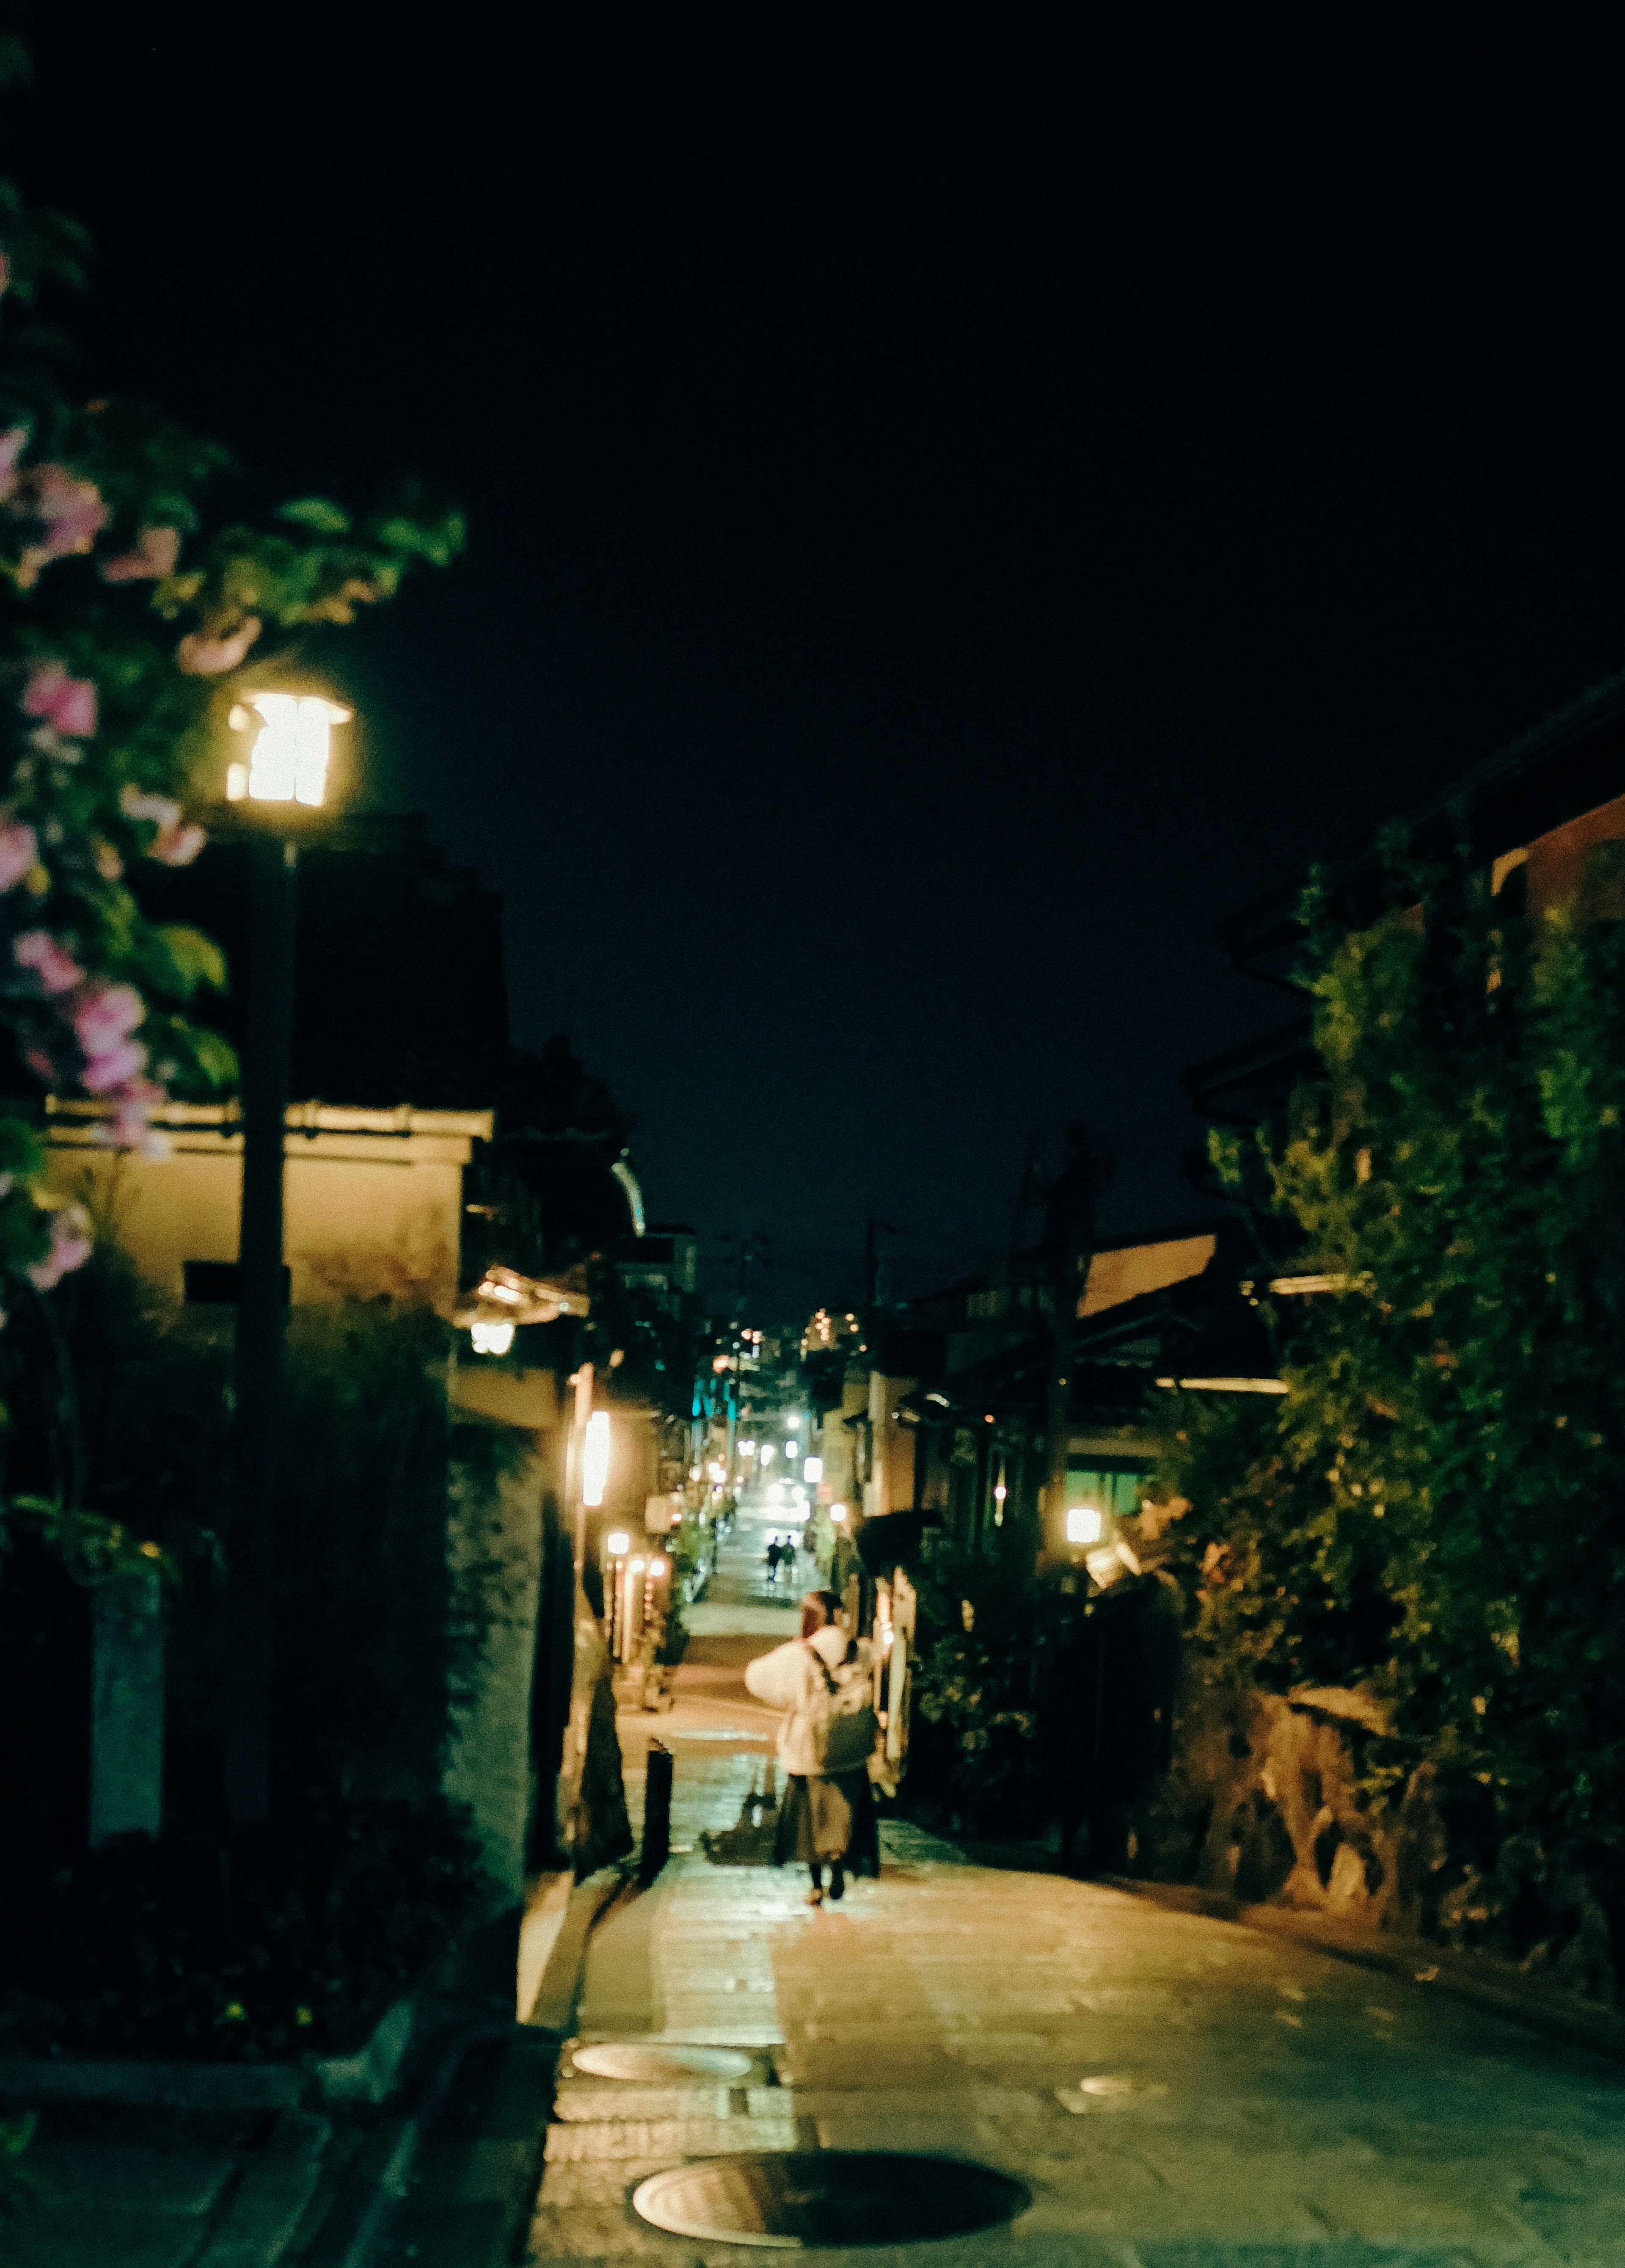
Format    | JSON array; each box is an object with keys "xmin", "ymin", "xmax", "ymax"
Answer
[{"xmin": 0, "ymin": 1256, "xmax": 523, "ymax": 2056}]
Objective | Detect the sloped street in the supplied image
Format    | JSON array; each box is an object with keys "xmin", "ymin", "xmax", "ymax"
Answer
[{"xmin": 523, "ymin": 1527, "xmax": 1625, "ymax": 2267}]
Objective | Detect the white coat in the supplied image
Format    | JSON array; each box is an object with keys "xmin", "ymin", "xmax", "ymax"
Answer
[{"xmin": 744, "ymin": 1624, "xmax": 871, "ymax": 1777}]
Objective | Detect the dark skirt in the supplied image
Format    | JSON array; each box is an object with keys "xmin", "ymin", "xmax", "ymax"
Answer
[{"xmin": 774, "ymin": 1771, "xmax": 880, "ymax": 1875}]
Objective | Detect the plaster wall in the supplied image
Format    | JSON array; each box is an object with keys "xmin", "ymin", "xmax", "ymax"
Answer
[{"xmin": 44, "ymin": 1105, "xmax": 490, "ymax": 1315}]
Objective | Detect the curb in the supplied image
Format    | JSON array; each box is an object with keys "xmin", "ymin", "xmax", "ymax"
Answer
[
  {"xmin": 0, "ymin": 1989, "xmax": 421, "ymax": 2113},
  {"xmin": 1102, "ymin": 1874, "xmax": 1625, "ymax": 2063},
  {"xmin": 331, "ymin": 1865, "xmax": 629, "ymax": 2267},
  {"xmin": 526, "ymin": 1864, "xmax": 631, "ymax": 2035}
]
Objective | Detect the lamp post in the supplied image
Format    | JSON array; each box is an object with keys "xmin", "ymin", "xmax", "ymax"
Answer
[{"xmin": 222, "ymin": 693, "xmax": 350, "ymax": 1826}]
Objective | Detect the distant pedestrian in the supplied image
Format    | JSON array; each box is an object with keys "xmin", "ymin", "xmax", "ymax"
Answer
[
  {"xmin": 764, "ymin": 1538, "xmax": 782, "ymax": 1587},
  {"xmin": 744, "ymin": 1589, "xmax": 879, "ymax": 1904}
]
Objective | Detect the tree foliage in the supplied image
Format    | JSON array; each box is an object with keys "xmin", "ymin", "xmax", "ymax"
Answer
[{"xmin": 1156, "ymin": 839, "xmax": 1625, "ymax": 1851}]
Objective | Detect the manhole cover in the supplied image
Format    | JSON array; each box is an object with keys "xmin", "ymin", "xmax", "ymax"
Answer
[
  {"xmin": 631, "ymin": 2150, "xmax": 1028, "ymax": 2248},
  {"xmin": 573, "ymin": 2042, "xmax": 753, "ymax": 2081}
]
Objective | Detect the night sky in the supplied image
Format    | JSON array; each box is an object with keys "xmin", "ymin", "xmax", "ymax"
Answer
[{"xmin": 14, "ymin": 16, "xmax": 1625, "ymax": 1318}]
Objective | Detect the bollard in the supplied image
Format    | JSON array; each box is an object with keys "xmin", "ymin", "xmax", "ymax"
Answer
[{"xmin": 640, "ymin": 1738, "xmax": 673, "ymax": 1883}]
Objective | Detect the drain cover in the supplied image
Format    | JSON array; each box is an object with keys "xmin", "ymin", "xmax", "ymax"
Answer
[
  {"xmin": 572, "ymin": 2042, "xmax": 753, "ymax": 2081},
  {"xmin": 631, "ymin": 2150, "xmax": 1027, "ymax": 2248}
]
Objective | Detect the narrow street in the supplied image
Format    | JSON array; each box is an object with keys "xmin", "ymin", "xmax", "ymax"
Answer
[{"xmin": 525, "ymin": 1521, "xmax": 1625, "ymax": 2265}]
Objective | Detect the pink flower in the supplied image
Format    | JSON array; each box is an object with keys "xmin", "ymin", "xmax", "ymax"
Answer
[
  {"xmin": 119, "ymin": 786, "xmax": 181, "ymax": 828},
  {"xmin": 28, "ymin": 1203, "xmax": 94, "ymax": 1291},
  {"xmin": 0, "ymin": 426, "xmax": 27, "ymax": 496},
  {"xmin": 150, "ymin": 821, "xmax": 206, "ymax": 866},
  {"xmin": 13, "ymin": 928, "xmax": 84, "ymax": 995},
  {"xmin": 176, "ymin": 615, "xmax": 262, "ymax": 676},
  {"xmin": 10, "ymin": 465, "xmax": 108, "ymax": 587},
  {"xmin": 0, "ymin": 819, "xmax": 38, "ymax": 891},
  {"xmin": 101, "ymin": 525, "xmax": 181, "ymax": 583},
  {"xmin": 80, "ymin": 1036, "xmax": 147, "ymax": 1093},
  {"xmin": 97, "ymin": 1075, "xmax": 167, "ymax": 1153},
  {"xmin": 72, "ymin": 982, "xmax": 144, "ymax": 1057},
  {"xmin": 21, "ymin": 660, "xmax": 97, "ymax": 738}
]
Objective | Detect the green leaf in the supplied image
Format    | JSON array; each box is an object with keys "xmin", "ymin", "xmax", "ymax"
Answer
[
  {"xmin": 150, "ymin": 924, "xmax": 229, "ymax": 999},
  {"xmin": 275, "ymin": 497, "xmax": 352, "ymax": 535}
]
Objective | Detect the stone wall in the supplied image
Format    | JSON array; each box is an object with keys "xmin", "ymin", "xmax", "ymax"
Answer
[{"xmin": 1137, "ymin": 1675, "xmax": 1617, "ymax": 2005}]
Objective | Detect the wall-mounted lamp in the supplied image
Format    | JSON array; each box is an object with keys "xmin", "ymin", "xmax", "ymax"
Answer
[{"xmin": 584, "ymin": 1410, "xmax": 611, "ymax": 1508}]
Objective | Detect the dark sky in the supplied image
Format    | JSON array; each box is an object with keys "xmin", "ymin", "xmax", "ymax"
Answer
[{"xmin": 13, "ymin": 15, "xmax": 1625, "ymax": 1318}]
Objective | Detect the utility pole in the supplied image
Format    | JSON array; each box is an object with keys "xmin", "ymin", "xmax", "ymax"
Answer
[
  {"xmin": 1042, "ymin": 1123, "xmax": 1101, "ymax": 1552},
  {"xmin": 224, "ymin": 832, "xmax": 299, "ymax": 1825},
  {"xmin": 864, "ymin": 1217, "xmax": 901, "ymax": 1313}
]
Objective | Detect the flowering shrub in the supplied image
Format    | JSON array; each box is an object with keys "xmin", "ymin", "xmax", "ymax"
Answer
[
  {"xmin": 0, "ymin": 168, "xmax": 461, "ymax": 1573},
  {"xmin": 0, "ymin": 173, "xmax": 462, "ymax": 1319}
]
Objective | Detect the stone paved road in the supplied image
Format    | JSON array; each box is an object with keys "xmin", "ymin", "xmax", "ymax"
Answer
[{"xmin": 528, "ymin": 1531, "xmax": 1625, "ymax": 2267}]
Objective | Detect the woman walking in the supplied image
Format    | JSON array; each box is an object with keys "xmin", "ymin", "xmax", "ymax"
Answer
[{"xmin": 744, "ymin": 1589, "xmax": 879, "ymax": 1903}]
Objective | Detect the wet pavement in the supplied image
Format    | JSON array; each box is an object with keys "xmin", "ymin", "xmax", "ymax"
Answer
[{"xmin": 526, "ymin": 1517, "xmax": 1625, "ymax": 2266}]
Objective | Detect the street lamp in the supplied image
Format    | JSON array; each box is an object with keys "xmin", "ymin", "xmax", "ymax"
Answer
[
  {"xmin": 227, "ymin": 694, "xmax": 352, "ymax": 807},
  {"xmin": 222, "ymin": 692, "xmax": 351, "ymax": 1826}
]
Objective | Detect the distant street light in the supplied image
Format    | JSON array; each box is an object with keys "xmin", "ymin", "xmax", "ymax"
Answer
[
  {"xmin": 605, "ymin": 1529, "xmax": 631, "ymax": 1558},
  {"xmin": 804, "ymin": 1456, "xmax": 823, "ymax": 1482},
  {"xmin": 470, "ymin": 1319, "xmax": 514, "ymax": 1355}
]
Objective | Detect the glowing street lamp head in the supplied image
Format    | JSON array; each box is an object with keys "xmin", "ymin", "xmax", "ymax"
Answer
[
  {"xmin": 469, "ymin": 1319, "xmax": 514, "ymax": 1356},
  {"xmin": 227, "ymin": 693, "xmax": 352, "ymax": 808},
  {"xmin": 1066, "ymin": 1505, "xmax": 1103, "ymax": 1545},
  {"xmin": 830, "ymin": 1503, "xmax": 848, "ymax": 1524},
  {"xmin": 605, "ymin": 1529, "xmax": 630, "ymax": 1557},
  {"xmin": 583, "ymin": 1409, "xmax": 611, "ymax": 1507}
]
